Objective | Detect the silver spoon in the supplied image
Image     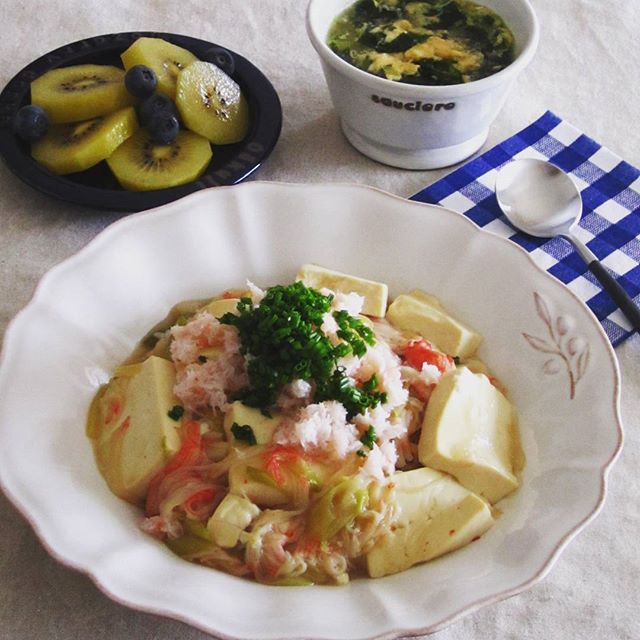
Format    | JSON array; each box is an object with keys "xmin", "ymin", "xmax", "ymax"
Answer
[{"xmin": 495, "ymin": 158, "xmax": 640, "ymax": 332}]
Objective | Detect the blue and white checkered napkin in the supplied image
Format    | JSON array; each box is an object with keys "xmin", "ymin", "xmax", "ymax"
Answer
[{"xmin": 411, "ymin": 111, "xmax": 640, "ymax": 347}]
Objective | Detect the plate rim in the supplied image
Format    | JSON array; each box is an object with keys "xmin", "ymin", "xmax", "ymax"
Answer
[
  {"xmin": 0, "ymin": 31, "xmax": 283, "ymax": 212},
  {"xmin": 0, "ymin": 182, "xmax": 624, "ymax": 639}
]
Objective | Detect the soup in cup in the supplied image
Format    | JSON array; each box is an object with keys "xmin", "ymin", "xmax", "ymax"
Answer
[{"xmin": 307, "ymin": 0, "xmax": 539, "ymax": 169}]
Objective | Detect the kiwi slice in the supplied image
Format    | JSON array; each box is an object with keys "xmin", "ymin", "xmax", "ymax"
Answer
[
  {"xmin": 121, "ymin": 37, "xmax": 198, "ymax": 98},
  {"xmin": 31, "ymin": 107, "xmax": 138, "ymax": 175},
  {"xmin": 31, "ymin": 64, "xmax": 135, "ymax": 124},
  {"xmin": 176, "ymin": 61, "xmax": 249, "ymax": 145},
  {"xmin": 106, "ymin": 129, "xmax": 212, "ymax": 191}
]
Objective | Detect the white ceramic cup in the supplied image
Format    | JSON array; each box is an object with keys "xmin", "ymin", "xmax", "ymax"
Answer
[{"xmin": 307, "ymin": 0, "xmax": 539, "ymax": 169}]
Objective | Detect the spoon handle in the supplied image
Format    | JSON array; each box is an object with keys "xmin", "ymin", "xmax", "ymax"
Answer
[{"xmin": 588, "ymin": 261, "xmax": 640, "ymax": 332}]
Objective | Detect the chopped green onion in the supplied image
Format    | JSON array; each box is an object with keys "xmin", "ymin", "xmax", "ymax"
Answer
[
  {"xmin": 220, "ymin": 281, "xmax": 386, "ymax": 417},
  {"xmin": 231, "ymin": 422, "xmax": 257, "ymax": 446},
  {"xmin": 167, "ymin": 405, "xmax": 184, "ymax": 421},
  {"xmin": 360, "ymin": 425, "xmax": 377, "ymax": 449},
  {"xmin": 362, "ymin": 374, "xmax": 378, "ymax": 392}
]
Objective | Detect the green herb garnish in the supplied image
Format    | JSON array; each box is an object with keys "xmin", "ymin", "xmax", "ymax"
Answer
[
  {"xmin": 220, "ymin": 281, "xmax": 385, "ymax": 417},
  {"xmin": 317, "ymin": 367, "xmax": 387, "ymax": 418},
  {"xmin": 362, "ymin": 373, "xmax": 378, "ymax": 393},
  {"xmin": 360, "ymin": 425, "xmax": 377, "ymax": 449},
  {"xmin": 231, "ymin": 422, "xmax": 257, "ymax": 445},
  {"xmin": 167, "ymin": 405, "xmax": 184, "ymax": 421},
  {"xmin": 333, "ymin": 310, "xmax": 375, "ymax": 358}
]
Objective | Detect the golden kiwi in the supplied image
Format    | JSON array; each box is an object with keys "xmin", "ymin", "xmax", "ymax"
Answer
[
  {"xmin": 31, "ymin": 64, "xmax": 135, "ymax": 124},
  {"xmin": 106, "ymin": 128, "xmax": 212, "ymax": 191},
  {"xmin": 121, "ymin": 37, "xmax": 198, "ymax": 98},
  {"xmin": 31, "ymin": 107, "xmax": 138, "ymax": 175},
  {"xmin": 176, "ymin": 61, "xmax": 249, "ymax": 145}
]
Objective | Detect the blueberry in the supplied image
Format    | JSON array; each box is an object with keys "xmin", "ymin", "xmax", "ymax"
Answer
[
  {"xmin": 148, "ymin": 113, "xmax": 180, "ymax": 145},
  {"xmin": 14, "ymin": 105, "xmax": 49, "ymax": 142},
  {"xmin": 138, "ymin": 93, "xmax": 178, "ymax": 127},
  {"xmin": 125, "ymin": 65, "xmax": 157, "ymax": 99},
  {"xmin": 204, "ymin": 46, "xmax": 235, "ymax": 76}
]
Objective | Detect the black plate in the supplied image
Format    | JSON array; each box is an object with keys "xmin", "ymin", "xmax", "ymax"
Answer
[{"xmin": 0, "ymin": 32, "xmax": 282, "ymax": 211}]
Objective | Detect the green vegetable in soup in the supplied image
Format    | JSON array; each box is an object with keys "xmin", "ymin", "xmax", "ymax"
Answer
[{"xmin": 327, "ymin": 0, "xmax": 515, "ymax": 85}]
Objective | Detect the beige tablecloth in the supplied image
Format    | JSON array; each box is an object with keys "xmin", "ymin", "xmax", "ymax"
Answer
[{"xmin": 1, "ymin": 1, "xmax": 638, "ymax": 638}]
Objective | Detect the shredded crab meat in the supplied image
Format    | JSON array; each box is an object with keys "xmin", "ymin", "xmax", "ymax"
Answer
[
  {"xmin": 322, "ymin": 288, "xmax": 365, "ymax": 316},
  {"xmin": 393, "ymin": 398, "xmax": 425, "ymax": 467},
  {"xmin": 244, "ymin": 511, "xmax": 307, "ymax": 582},
  {"xmin": 275, "ymin": 401, "xmax": 361, "ymax": 459},
  {"xmin": 320, "ymin": 312, "xmax": 340, "ymax": 342},
  {"xmin": 355, "ymin": 340, "xmax": 408, "ymax": 409},
  {"xmin": 401, "ymin": 362, "xmax": 442, "ymax": 387},
  {"xmin": 170, "ymin": 312, "xmax": 248, "ymax": 412},
  {"xmin": 175, "ymin": 356, "xmax": 248, "ymax": 413},
  {"xmin": 319, "ymin": 289, "xmax": 365, "ymax": 346},
  {"xmin": 171, "ymin": 312, "xmax": 235, "ymax": 366},
  {"xmin": 361, "ymin": 441, "xmax": 398, "ymax": 481},
  {"xmin": 354, "ymin": 404, "xmax": 405, "ymax": 443},
  {"xmin": 276, "ymin": 379, "xmax": 315, "ymax": 411}
]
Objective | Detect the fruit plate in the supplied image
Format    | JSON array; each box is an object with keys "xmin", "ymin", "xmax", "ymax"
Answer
[
  {"xmin": 0, "ymin": 32, "xmax": 282, "ymax": 211},
  {"xmin": 0, "ymin": 183, "xmax": 623, "ymax": 639}
]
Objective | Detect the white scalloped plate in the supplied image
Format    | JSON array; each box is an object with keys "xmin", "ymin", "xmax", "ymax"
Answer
[{"xmin": 0, "ymin": 183, "xmax": 623, "ymax": 639}]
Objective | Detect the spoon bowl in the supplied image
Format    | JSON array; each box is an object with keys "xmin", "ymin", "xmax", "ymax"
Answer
[
  {"xmin": 495, "ymin": 158, "xmax": 640, "ymax": 332},
  {"xmin": 495, "ymin": 158, "xmax": 582, "ymax": 237}
]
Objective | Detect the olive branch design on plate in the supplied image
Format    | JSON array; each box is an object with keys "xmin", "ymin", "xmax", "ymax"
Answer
[{"xmin": 523, "ymin": 292, "xmax": 590, "ymax": 400}]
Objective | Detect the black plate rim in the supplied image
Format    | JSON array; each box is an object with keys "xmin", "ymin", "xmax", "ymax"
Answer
[{"xmin": 0, "ymin": 31, "xmax": 283, "ymax": 212}]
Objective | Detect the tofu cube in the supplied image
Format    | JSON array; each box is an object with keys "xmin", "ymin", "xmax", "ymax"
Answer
[
  {"xmin": 89, "ymin": 356, "xmax": 181, "ymax": 504},
  {"xmin": 366, "ymin": 467, "xmax": 494, "ymax": 578},
  {"xmin": 200, "ymin": 297, "xmax": 240, "ymax": 318},
  {"xmin": 418, "ymin": 367, "xmax": 520, "ymax": 504},
  {"xmin": 223, "ymin": 401, "xmax": 280, "ymax": 446},
  {"xmin": 386, "ymin": 291, "xmax": 482, "ymax": 358},
  {"xmin": 297, "ymin": 264, "xmax": 388, "ymax": 317}
]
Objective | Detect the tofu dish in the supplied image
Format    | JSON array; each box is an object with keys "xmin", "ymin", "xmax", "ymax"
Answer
[{"xmin": 87, "ymin": 266, "xmax": 524, "ymax": 585}]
